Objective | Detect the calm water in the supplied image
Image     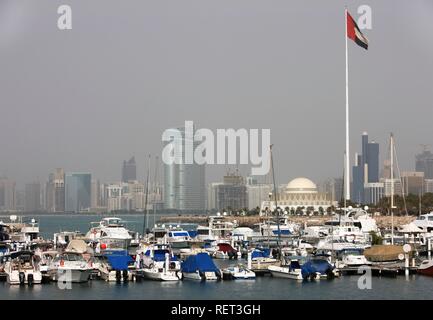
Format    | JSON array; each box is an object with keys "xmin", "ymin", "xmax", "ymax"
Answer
[{"xmin": 0, "ymin": 214, "xmax": 432, "ymax": 300}]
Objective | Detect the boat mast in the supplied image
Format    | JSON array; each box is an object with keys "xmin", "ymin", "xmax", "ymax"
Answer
[
  {"xmin": 152, "ymin": 156, "xmax": 159, "ymax": 231},
  {"xmin": 143, "ymin": 154, "xmax": 151, "ymax": 236},
  {"xmin": 270, "ymin": 145, "xmax": 281, "ymax": 251},
  {"xmin": 390, "ymin": 133, "xmax": 394, "ymax": 245}
]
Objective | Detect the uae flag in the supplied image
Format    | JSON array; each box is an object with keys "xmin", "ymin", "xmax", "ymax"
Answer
[{"xmin": 347, "ymin": 11, "xmax": 368, "ymax": 50}]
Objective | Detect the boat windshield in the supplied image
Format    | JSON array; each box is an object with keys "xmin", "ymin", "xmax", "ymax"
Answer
[{"xmin": 56, "ymin": 254, "xmax": 85, "ymax": 262}]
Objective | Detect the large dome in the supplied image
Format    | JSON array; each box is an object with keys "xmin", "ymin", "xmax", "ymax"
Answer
[{"xmin": 286, "ymin": 177, "xmax": 317, "ymax": 194}]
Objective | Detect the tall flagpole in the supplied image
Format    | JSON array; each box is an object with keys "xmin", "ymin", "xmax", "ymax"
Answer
[{"xmin": 345, "ymin": 8, "xmax": 351, "ymax": 201}]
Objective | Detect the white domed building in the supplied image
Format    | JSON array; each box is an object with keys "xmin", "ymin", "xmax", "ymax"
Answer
[{"xmin": 260, "ymin": 177, "xmax": 335, "ymax": 215}]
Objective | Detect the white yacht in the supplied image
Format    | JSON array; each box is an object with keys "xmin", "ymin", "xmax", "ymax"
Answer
[
  {"xmin": 138, "ymin": 247, "xmax": 182, "ymax": 281},
  {"xmin": 5, "ymin": 251, "xmax": 42, "ymax": 285},
  {"xmin": 258, "ymin": 218, "xmax": 300, "ymax": 237},
  {"xmin": 316, "ymin": 237, "xmax": 370, "ymax": 252},
  {"xmin": 86, "ymin": 217, "xmax": 133, "ymax": 250},
  {"xmin": 414, "ymin": 212, "xmax": 433, "ymax": 232},
  {"xmin": 223, "ymin": 265, "xmax": 256, "ymax": 280},
  {"xmin": 268, "ymin": 258, "xmax": 304, "ymax": 280},
  {"xmin": 50, "ymin": 252, "xmax": 92, "ymax": 283}
]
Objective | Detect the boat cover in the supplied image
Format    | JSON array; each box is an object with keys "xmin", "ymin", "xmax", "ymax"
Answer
[
  {"xmin": 103, "ymin": 250, "xmax": 133, "ymax": 270},
  {"xmin": 181, "ymin": 253, "xmax": 219, "ymax": 273},
  {"xmin": 301, "ymin": 259, "xmax": 333, "ymax": 277},
  {"xmin": 144, "ymin": 249, "xmax": 178, "ymax": 262},
  {"xmin": 251, "ymin": 248, "xmax": 270, "ymax": 259}
]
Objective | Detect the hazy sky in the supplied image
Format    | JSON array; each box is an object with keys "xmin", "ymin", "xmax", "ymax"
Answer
[{"xmin": 1, "ymin": 0, "xmax": 432, "ymax": 188}]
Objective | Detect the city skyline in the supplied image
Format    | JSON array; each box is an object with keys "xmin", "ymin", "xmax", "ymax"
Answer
[{"xmin": 1, "ymin": 1, "xmax": 433, "ymax": 189}]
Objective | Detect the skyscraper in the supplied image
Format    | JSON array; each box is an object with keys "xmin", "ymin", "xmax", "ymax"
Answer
[
  {"xmin": 25, "ymin": 182, "xmax": 42, "ymax": 212},
  {"xmin": 416, "ymin": 149, "xmax": 433, "ymax": 179},
  {"xmin": 122, "ymin": 156, "xmax": 137, "ymax": 182},
  {"xmin": 213, "ymin": 173, "xmax": 248, "ymax": 212},
  {"xmin": 64, "ymin": 173, "xmax": 91, "ymax": 212},
  {"xmin": 352, "ymin": 132, "xmax": 380, "ymax": 204},
  {"xmin": 401, "ymin": 171, "xmax": 424, "ymax": 196},
  {"xmin": 163, "ymin": 126, "xmax": 205, "ymax": 211},
  {"xmin": 0, "ymin": 177, "xmax": 16, "ymax": 211},
  {"xmin": 46, "ymin": 168, "xmax": 65, "ymax": 212}
]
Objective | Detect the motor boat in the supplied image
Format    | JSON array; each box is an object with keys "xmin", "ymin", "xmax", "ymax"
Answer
[
  {"xmin": 4, "ymin": 251, "xmax": 42, "ymax": 285},
  {"xmin": 53, "ymin": 231, "xmax": 83, "ymax": 249},
  {"xmin": 338, "ymin": 249, "xmax": 371, "ymax": 267},
  {"xmin": 301, "ymin": 255, "xmax": 339, "ymax": 280},
  {"xmin": 268, "ymin": 258, "xmax": 304, "ymax": 280},
  {"xmin": 418, "ymin": 259, "xmax": 433, "ymax": 277},
  {"xmin": 138, "ymin": 246, "xmax": 182, "ymax": 281},
  {"xmin": 414, "ymin": 212, "xmax": 433, "ymax": 232},
  {"xmin": 181, "ymin": 252, "xmax": 222, "ymax": 281},
  {"xmin": 212, "ymin": 243, "xmax": 238, "ymax": 260},
  {"xmin": 249, "ymin": 248, "xmax": 280, "ymax": 272},
  {"xmin": 97, "ymin": 249, "xmax": 133, "ymax": 282},
  {"xmin": 49, "ymin": 252, "xmax": 92, "ymax": 283},
  {"xmin": 316, "ymin": 237, "xmax": 370, "ymax": 252},
  {"xmin": 86, "ymin": 217, "xmax": 133, "ymax": 250},
  {"xmin": 258, "ymin": 218, "xmax": 299, "ymax": 237},
  {"xmin": 223, "ymin": 265, "xmax": 255, "ymax": 280},
  {"xmin": 1, "ymin": 216, "xmax": 40, "ymax": 244}
]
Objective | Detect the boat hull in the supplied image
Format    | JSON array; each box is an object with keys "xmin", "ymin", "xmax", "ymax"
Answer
[
  {"xmin": 268, "ymin": 266, "xmax": 303, "ymax": 280},
  {"xmin": 418, "ymin": 260, "xmax": 433, "ymax": 277},
  {"xmin": 141, "ymin": 268, "xmax": 181, "ymax": 281},
  {"xmin": 182, "ymin": 271, "xmax": 219, "ymax": 281},
  {"xmin": 7, "ymin": 271, "xmax": 42, "ymax": 285},
  {"xmin": 56, "ymin": 269, "xmax": 91, "ymax": 283}
]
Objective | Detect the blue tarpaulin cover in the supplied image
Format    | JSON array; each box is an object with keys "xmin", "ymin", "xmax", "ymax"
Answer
[
  {"xmin": 103, "ymin": 250, "xmax": 133, "ymax": 270},
  {"xmin": 181, "ymin": 253, "xmax": 219, "ymax": 273},
  {"xmin": 301, "ymin": 258, "xmax": 333, "ymax": 278},
  {"xmin": 144, "ymin": 249, "xmax": 178, "ymax": 262},
  {"xmin": 251, "ymin": 248, "xmax": 271, "ymax": 259}
]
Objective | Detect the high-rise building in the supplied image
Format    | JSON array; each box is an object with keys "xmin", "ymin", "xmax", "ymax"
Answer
[
  {"xmin": 364, "ymin": 182, "xmax": 384, "ymax": 205},
  {"xmin": 46, "ymin": 168, "xmax": 65, "ymax": 212},
  {"xmin": 0, "ymin": 177, "xmax": 16, "ymax": 211},
  {"xmin": 352, "ymin": 132, "xmax": 380, "ymax": 204},
  {"xmin": 122, "ymin": 156, "xmax": 137, "ymax": 182},
  {"xmin": 25, "ymin": 182, "xmax": 42, "ymax": 212},
  {"xmin": 247, "ymin": 184, "xmax": 272, "ymax": 210},
  {"xmin": 425, "ymin": 179, "xmax": 433, "ymax": 193},
  {"xmin": 163, "ymin": 126, "xmax": 206, "ymax": 211},
  {"xmin": 212, "ymin": 173, "xmax": 248, "ymax": 212},
  {"xmin": 64, "ymin": 173, "xmax": 91, "ymax": 212},
  {"xmin": 401, "ymin": 171, "xmax": 424, "ymax": 196},
  {"xmin": 330, "ymin": 178, "xmax": 344, "ymax": 203},
  {"xmin": 352, "ymin": 153, "xmax": 364, "ymax": 204},
  {"xmin": 416, "ymin": 149, "xmax": 433, "ymax": 179},
  {"xmin": 383, "ymin": 178, "xmax": 403, "ymax": 197},
  {"xmin": 91, "ymin": 179, "xmax": 101, "ymax": 209}
]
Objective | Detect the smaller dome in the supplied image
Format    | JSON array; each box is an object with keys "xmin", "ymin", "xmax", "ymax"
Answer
[{"xmin": 286, "ymin": 177, "xmax": 317, "ymax": 194}]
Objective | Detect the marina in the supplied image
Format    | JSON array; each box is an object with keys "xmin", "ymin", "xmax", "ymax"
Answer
[{"xmin": 0, "ymin": 212, "xmax": 432, "ymax": 299}]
